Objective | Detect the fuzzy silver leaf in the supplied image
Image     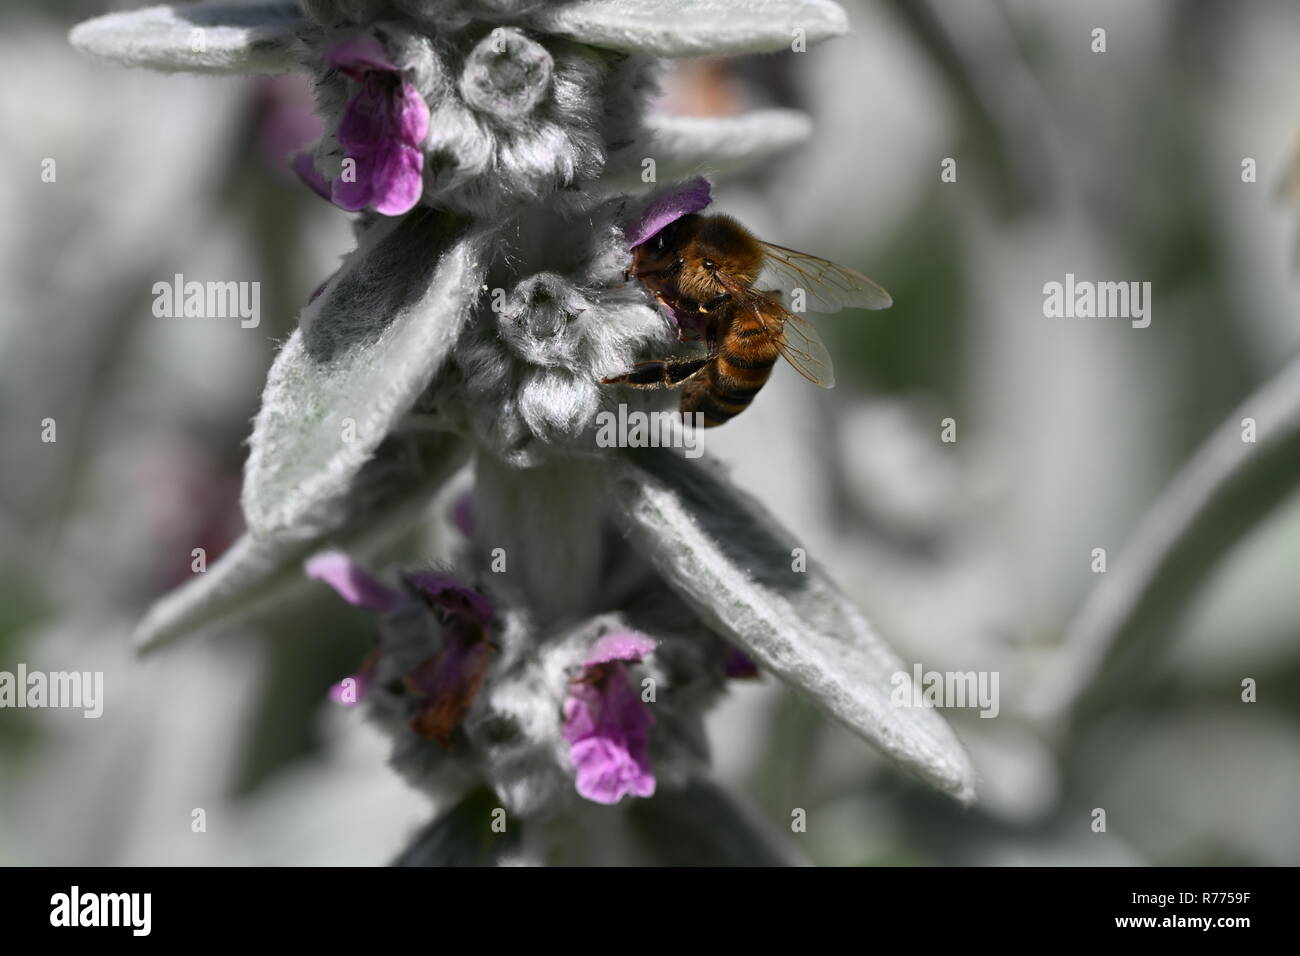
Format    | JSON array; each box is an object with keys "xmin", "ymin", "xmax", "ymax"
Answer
[
  {"xmin": 242, "ymin": 211, "xmax": 490, "ymax": 539},
  {"xmin": 134, "ymin": 432, "xmax": 468, "ymax": 653},
  {"xmin": 602, "ymin": 110, "xmax": 814, "ymax": 189},
  {"xmin": 609, "ymin": 448, "xmax": 977, "ymax": 803},
  {"xmin": 531, "ymin": 0, "xmax": 849, "ymax": 57},
  {"xmin": 69, "ymin": 1, "xmax": 310, "ymax": 74}
]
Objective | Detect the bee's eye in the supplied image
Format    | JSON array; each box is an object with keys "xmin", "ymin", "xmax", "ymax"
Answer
[
  {"xmin": 655, "ymin": 234, "xmax": 665, "ymax": 251},
  {"xmin": 703, "ymin": 258, "xmax": 716, "ymax": 271}
]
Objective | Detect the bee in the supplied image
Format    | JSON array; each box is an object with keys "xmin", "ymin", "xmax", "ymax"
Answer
[{"xmin": 602, "ymin": 213, "xmax": 892, "ymax": 426}]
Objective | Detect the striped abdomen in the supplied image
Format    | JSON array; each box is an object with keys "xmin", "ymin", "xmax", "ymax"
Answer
[{"xmin": 681, "ymin": 310, "xmax": 779, "ymax": 427}]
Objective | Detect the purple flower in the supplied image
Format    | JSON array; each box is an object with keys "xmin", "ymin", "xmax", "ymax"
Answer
[
  {"xmin": 562, "ymin": 631, "xmax": 657, "ymax": 805},
  {"xmin": 306, "ymin": 550, "xmax": 403, "ymax": 612},
  {"xmin": 324, "ymin": 34, "xmax": 429, "ymax": 216},
  {"xmin": 623, "ymin": 176, "xmax": 712, "ymax": 249},
  {"xmin": 306, "ymin": 553, "xmax": 495, "ymax": 741}
]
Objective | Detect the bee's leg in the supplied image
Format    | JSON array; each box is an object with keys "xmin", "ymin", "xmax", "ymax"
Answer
[{"xmin": 602, "ymin": 357, "xmax": 710, "ymax": 389}]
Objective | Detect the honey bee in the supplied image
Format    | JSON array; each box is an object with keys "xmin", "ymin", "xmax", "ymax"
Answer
[{"xmin": 603, "ymin": 213, "xmax": 892, "ymax": 426}]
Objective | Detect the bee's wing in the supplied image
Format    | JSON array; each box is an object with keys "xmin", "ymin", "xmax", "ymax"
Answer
[
  {"xmin": 734, "ymin": 289, "xmax": 836, "ymax": 389},
  {"xmin": 756, "ymin": 241, "xmax": 893, "ymax": 313}
]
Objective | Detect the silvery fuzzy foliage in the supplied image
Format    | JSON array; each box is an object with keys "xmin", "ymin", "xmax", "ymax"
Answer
[
  {"xmin": 449, "ymin": 202, "xmax": 675, "ymax": 466},
  {"xmin": 71, "ymin": 0, "xmax": 976, "ymax": 864},
  {"xmin": 305, "ymin": 19, "xmax": 650, "ymax": 216}
]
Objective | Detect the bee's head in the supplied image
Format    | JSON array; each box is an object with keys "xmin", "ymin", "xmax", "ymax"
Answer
[
  {"xmin": 630, "ymin": 213, "xmax": 762, "ymax": 306},
  {"xmin": 688, "ymin": 215, "xmax": 763, "ymax": 284}
]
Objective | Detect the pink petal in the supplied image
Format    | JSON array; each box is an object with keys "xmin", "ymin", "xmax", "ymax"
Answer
[
  {"xmin": 305, "ymin": 551, "xmax": 402, "ymax": 611},
  {"xmin": 623, "ymin": 177, "xmax": 712, "ymax": 249},
  {"xmin": 330, "ymin": 151, "xmax": 377, "ymax": 211},
  {"xmin": 337, "ymin": 86, "xmax": 389, "ymax": 152},
  {"xmin": 333, "ymin": 80, "xmax": 427, "ymax": 215},
  {"xmin": 564, "ymin": 673, "xmax": 656, "ymax": 804},
  {"xmin": 570, "ymin": 736, "xmax": 656, "ymax": 804},
  {"xmin": 395, "ymin": 81, "xmax": 430, "ymax": 147},
  {"xmin": 584, "ymin": 631, "xmax": 656, "ymax": 667},
  {"xmin": 368, "ymin": 143, "xmax": 424, "ymax": 216},
  {"xmin": 562, "ymin": 647, "xmax": 657, "ymax": 805}
]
